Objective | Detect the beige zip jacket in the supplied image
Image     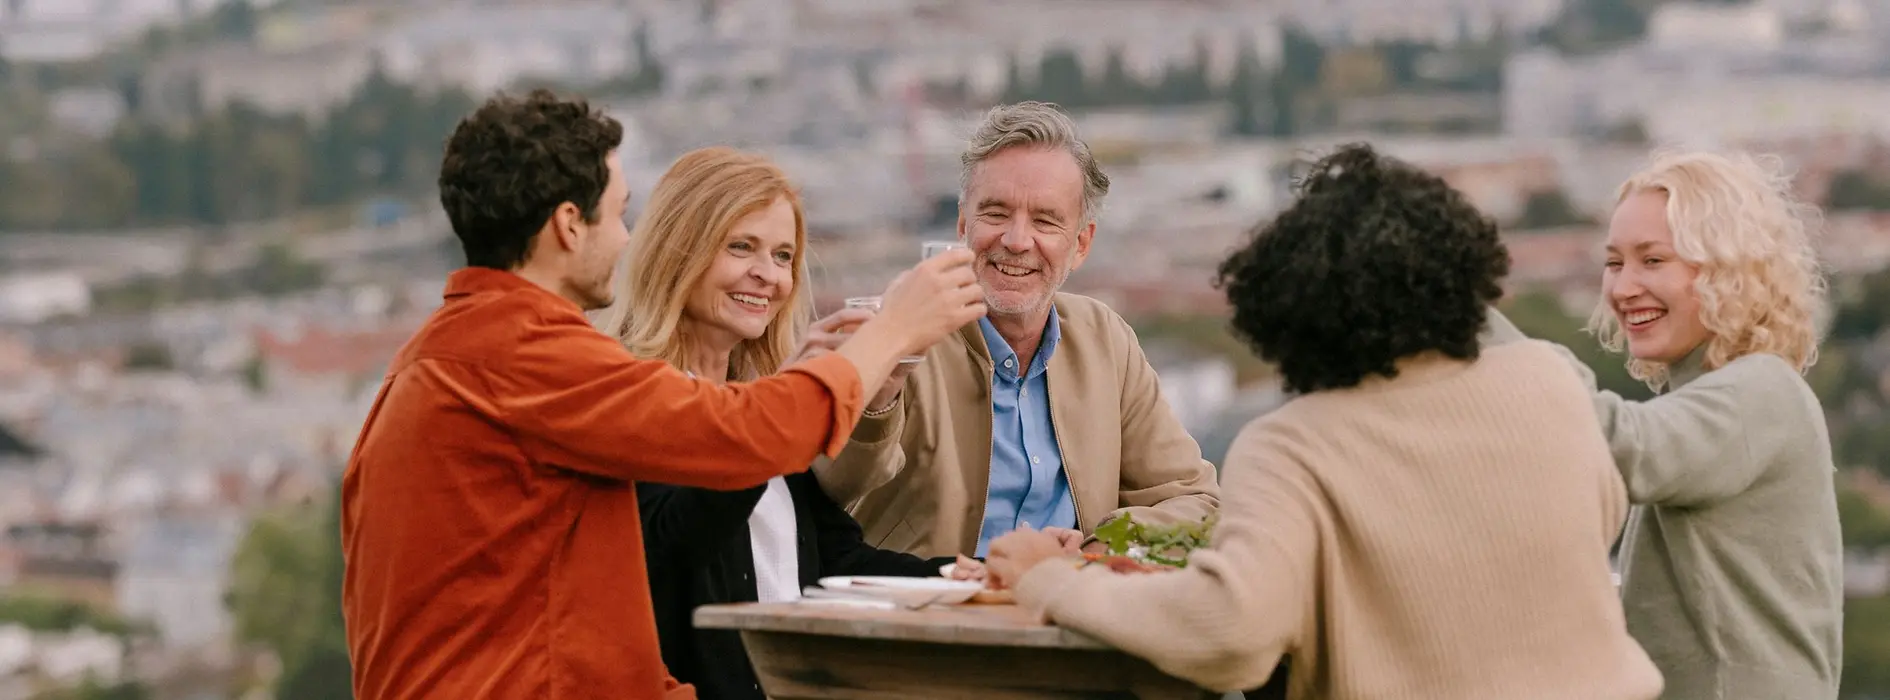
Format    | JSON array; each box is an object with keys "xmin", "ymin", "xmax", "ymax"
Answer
[{"xmin": 814, "ymin": 292, "xmax": 1221, "ymax": 558}]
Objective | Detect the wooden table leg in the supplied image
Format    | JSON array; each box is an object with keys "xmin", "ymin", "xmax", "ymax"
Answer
[{"xmin": 740, "ymin": 630, "xmax": 1216, "ymax": 700}]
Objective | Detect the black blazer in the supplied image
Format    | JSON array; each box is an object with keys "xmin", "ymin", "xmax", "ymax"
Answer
[{"xmin": 641, "ymin": 471, "xmax": 954, "ymax": 700}]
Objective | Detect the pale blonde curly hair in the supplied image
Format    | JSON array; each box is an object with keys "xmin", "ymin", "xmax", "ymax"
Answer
[{"xmin": 1586, "ymin": 149, "xmax": 1829, "ymax": 389}]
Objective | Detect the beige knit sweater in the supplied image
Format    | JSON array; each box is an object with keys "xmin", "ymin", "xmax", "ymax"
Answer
[{"xmin": 1014, "ymin": 341, "xmax": 1664, "ymax": 699}]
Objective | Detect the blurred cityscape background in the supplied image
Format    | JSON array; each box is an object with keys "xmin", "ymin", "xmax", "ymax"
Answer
[{"xmin": 3, "ymin": 0, "xmax": 1890, "ymax": 697}]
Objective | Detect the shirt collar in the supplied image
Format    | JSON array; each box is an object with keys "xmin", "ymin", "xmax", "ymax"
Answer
[
  {"xmin": 977, "ymin": 307, "xmax": 1061, "ymax": 380},
  {"xmin": 443, "ymin": 267, "xmax": 575, "ymax": 310},
  {"xmin": 1666, "ymin": 343, "xmax": 1711, "ymax": 390}
]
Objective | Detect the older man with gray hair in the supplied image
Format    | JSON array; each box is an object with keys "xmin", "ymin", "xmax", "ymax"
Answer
[{"xmin": 815, "ymin": 101, "xmax": 1221, "ymax": 560}]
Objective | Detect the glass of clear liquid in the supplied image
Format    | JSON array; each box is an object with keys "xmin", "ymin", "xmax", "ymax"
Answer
[
  {"xmin": 922, "ymin": 240, "xmax": 967, "ymax": 259},
  {"xmin": 912, "ymin": 240, "xmax": 970, "ymax": 362},
  {"xmin": 847, "ymin": 296, "xmax": 925, "ymax": 364}
]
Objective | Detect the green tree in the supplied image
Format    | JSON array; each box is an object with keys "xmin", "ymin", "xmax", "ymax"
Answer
[
  {"xmin": 1825, "ymin": 169, "xmax": 1890, "ymax": 211},
  {"xmin": 40, "ymin": 678, "xmax": 153, "ymax": 700},
  {"xmin": 1095, "ymin": 46, "xmax": 1145, "ymax": 106},
  {"xmin": 226, "ymin": 506, "xmax": 331, "ymax": 665},
  {"xmin": 211, "ymin": 0, "xmax": 260, "ymax": 42},
  {"xmin": 1829, "ymin": 267, "xmax": 1890, "ymax": 341},
  {"xmin": 1133, "ymin": 313, "xmax": 1278, "ymax": 386},
  {"xmin": 242, "ymin": 355, "xmax": 269, "ymax": 394},
  {"xmin": 1149, "ymin": 42, "xmax": 1214, "ymax": 106},
  {"xmin": 998, "ymin": 52, "xmax": 1028, "ymax": 103},
  {"xmin": 0, "ymin": 69, "xmax": 473, "ymax": 231},
  {"xmin": 1033, "ymin": 47, "xmax": 1087, "ymax": 108},
  {"xmin": 1601, "ymin": 119, "xmax": 1649, "ymax": 145},
  {"xmin": 1226, "ymin": 39, "xmax": 1270, "ymax": 136},
  {"xmin": 0, "ymin": 158, "xmax": 69, "ymax": 229},
  {"xmin": 1512, "ymin": 189, "xmax": 1594, "ymax": 229},
  {"xmin": 246, "ymin": 242, "xmax": 326, "ymax": 297},
  {"xmin": 622, "ymin": 22, "xmax": 666, "ymax": 96},
  {"xmin": 1538, "ymin": 0, "xmax": 1653, "ymax": 53},
  {"xmin": 62, "ymin": 148, "xmax": 140, "ymax": 228},
  {"xmin": 1839, "ymin": 482, "xmax": 1890, "ymax": 549},
  {"xmin": 226, "ymin": 485, "xmax": 351, "ymax": 699},
  {"xmin": 0, "ymin": 594, "xmax": 141, "ymax": 637},
  {"xmin": 1844, "ymin": 595, "xmax": 1890, "ymax": 697},
  {"xmin": 1278, "ymin": 27, "xmax": 1325, "ymax": 91},
  {"xmin": 278, "ymin": 484, "xmax": 352, "ymax": 700},
  {"xmin": 1266, "ymin": 27, "xmax": 1328, "ymax": 137},
  {"xmin": 122, "ymin": 343, "xmax": 175, "ymax": 372},
  {"xmin": 1378, "ymin": 40, "xmax": 1427, "ymax": 87}
]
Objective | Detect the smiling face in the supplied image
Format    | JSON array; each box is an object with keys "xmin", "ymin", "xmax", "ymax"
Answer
[
  {"xmin": 1603, "ymin": 189, "xmax": 1713, "ymax": 365},
  {"xmin": 958, "ymin": 145, "xmax": 1094, "ymax": 318},
  {"xmin": 682, "ymin": 194, "xmax": 799, "ymax": 348}
]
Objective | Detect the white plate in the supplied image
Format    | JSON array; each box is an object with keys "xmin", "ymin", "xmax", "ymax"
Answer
[
  {"xmin": 796, "ymin": 596, "xmax": 896, "ymax": 609},
  {"xmin": 817, "ymin": 576, "xmax": 983, "ymax": 605}
]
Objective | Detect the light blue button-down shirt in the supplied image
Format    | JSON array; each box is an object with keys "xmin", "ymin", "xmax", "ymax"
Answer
[{"xmin": 974, "ymin": 311, "xmax": 1076, "ymax": 557}]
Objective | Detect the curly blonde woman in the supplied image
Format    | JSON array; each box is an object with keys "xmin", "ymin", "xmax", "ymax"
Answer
[
  {"xmin": 1492, "ymin": 149, "xmax": 1842, "ymax": 700},
  {"xmin": 1588, "ymin": 150, "xmax": 1826, "ymax": 389}
]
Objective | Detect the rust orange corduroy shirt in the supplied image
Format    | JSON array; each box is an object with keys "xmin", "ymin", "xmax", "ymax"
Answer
[{"xmin": 340, "ymin": 268, "xmax": 864, "ymax": 700}]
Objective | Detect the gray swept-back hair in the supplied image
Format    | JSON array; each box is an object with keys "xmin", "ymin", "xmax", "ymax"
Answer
[{"xmin": 958, "ymin": 101, "xmax": 1111, "ymax": 224}]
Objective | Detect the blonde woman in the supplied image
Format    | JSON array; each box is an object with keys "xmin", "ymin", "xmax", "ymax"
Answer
[
  {"xmin": 1489, "ymin": 150, "xmax": 1842, "ymax": 699},
  {"xmin": 595, "ymin": 146, "xmax": 982, "ymax": 700}
]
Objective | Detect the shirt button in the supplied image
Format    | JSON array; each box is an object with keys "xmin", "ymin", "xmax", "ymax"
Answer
[
  {"xmin": 1032, "ymin": 457, "xmax": 1040, "ymax": 464},
  {"xmin": 1020, "ymin": 388, "xmax": 1027, "ymax": 398},
  {"xmin": 1004, "ymin": 359, "xmax": 1013, "ymax": 368}
]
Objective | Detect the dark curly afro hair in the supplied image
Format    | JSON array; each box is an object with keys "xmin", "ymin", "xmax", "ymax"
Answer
[{"xmin": 1216, "ymin": 143, "xmax": 1511, "ymax": 395}]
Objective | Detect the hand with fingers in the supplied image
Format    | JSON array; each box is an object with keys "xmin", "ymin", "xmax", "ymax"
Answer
[
  {"xmin": 946, "ymin": 554, "xmax": 987, "ymax": 582},
  {"xmin": 984, "ymin": 526, "xmax": 1067, "ymax": 591},
  {"xmin": 789, "ymin": 308, "xmax": 919, "ymax": 412},
  {"xmin": 786, "ymin": 307, "xmax": 876, "ymax": 366},
  {"xmin": 832, "ymin": 248, "xmax": 985, "ymax": 407},
  {"xmin": 873, "ymin": 248, "xmax": 986, "ymax": 355},
  {"xmin": 1040, "ymin": 526, "xmax": 1089, "ymax": 554}
]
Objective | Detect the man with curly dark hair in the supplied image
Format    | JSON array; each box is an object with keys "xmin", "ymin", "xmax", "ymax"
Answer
[
  {"xmin": 986, "ymin": 144, "xmax": 1663, "ymax": 699},
  {"xmin": 340, "ymin": 90, "xmax": 988, "ymax": 700}
]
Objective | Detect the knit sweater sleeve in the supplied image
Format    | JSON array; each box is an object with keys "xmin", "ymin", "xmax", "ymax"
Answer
[
  {"xmin": 1480, "ymin": 307, "xmax": 1812, "ymax": 508},
  {"xmin": 1012, "ymin": 419, "xmax": 1319, "ymax": 693},
  {"xmin": 1588, "ymin": 353, "xmax": 1815, "ymax": 507}
]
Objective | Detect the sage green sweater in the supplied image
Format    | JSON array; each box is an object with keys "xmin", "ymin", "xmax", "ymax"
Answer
[{"xmin": 1484, "ymin": 310, "xmax": 1844, "ymax": 700}]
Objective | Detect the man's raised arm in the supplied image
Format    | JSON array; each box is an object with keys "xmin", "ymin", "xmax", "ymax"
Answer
[{"xmin": 495, "ymin": 249, "xmax": 986, "ymax": 490}]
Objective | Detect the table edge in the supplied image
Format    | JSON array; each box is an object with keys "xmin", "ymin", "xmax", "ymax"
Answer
[{"xmin": 692, "ymin": 603, "xmax": 1114, "ymax": 650}]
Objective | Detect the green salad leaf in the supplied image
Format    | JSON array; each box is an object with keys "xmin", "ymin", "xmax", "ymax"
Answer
[{"xmin": 1092, "ymin": 513, "xmax": 1218, "ymax": 567}]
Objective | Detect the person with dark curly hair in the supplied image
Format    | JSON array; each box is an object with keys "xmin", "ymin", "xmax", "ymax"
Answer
[
  {"xmin": 339, "ymin": 89, "xmax": 988, "ymax": 700},
  {"xmin": 986, "ymin": 144, "xmax": 1662, "ymax": 699}
]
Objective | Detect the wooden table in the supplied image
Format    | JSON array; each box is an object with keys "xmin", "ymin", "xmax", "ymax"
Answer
[{"xmin": 694, "ymin": 600, "xmax": 1219, "ymax": 699}]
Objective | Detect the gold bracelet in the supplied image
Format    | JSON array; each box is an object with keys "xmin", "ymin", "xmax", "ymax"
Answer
[{"xmin": 862, "ymin": 398, "xmax": 897, "ymax": 418}]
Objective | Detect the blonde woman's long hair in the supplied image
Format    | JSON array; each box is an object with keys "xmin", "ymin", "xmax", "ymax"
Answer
[
  {"xmin": 1586, "ymin": 149, "xmax": 1828, "ymax": 389},
  {"xmin": 594, "ymin": 146, "xmax": 810, "ymax": 381}
]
